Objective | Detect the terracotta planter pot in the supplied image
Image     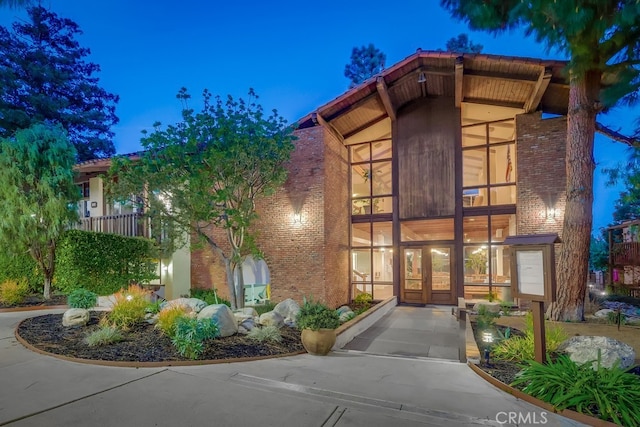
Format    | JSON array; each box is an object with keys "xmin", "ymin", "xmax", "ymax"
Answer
[{"xmin": 301, "ymin": 328, "xmax": 336, "ymax": 355}]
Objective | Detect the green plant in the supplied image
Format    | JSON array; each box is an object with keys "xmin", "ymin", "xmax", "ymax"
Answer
[
  {"xmin": 146, "ymin": 300, "xmax": 163, "ymax": 315},
  {"xmin": 84, "ymin": 326, "xmax": 124, "ymax": 347},
  {"xmin": 342, "ymin": 312, "xmax": 357, "ymax": 322},
  {"xmin": 190, "ymin": 288, "xmax": 231, "ymax": 307},
  {"xmin": 512, "ymin": 354, "xmax": 640, "ymax": 426},
  {"xmin": 171, "ymin": 317, "xmax": 219, "ymax": 359},
  {"xmin": 67, "ymin": 288, "xmax": 98, "ymax": 309},
  {"xmin": 254, "ymin": 301, "xmax": 276, "ymax": 316},
  {"xmin": 0, "ymin": 250, "xmax": 43, "ymax": 294},
  {"xmin": 465, "ymin": 250, "xmax": 487, "ymax": 274},
  {"xmin": 0, "ymin": 280, "xmax": 28, "ymax": 305},
  {"xmin": 475, "ymin": 305, "xmax": 500, "ymax": 330},
  {"xmin": 353, "ymin": 293, "xmax": 373, "ymax": 305},
  {"xmin": 156, "ymin": 305, "xmax": 189, "ymax": 337},
  {"xmin": 103, "ymin": 285, "xmax": 150, "ymax": 329},
  {"xmin": 606, "ymin": 310, "xmax": 627, "ymax": 326},
  {"xmin": 247, "ymin": 325, "xmax": 282, "ymax": 343},
  {"xmin": 296, "ymin": 298, "xmax": 340, "ymax": 331},
  {"xmin": 499, "ymin": 300, "xmax": 512, "ymax": 316},
  {"xmin": 491, "ymin": 312, "xmax": 568, "ymax": 361}
]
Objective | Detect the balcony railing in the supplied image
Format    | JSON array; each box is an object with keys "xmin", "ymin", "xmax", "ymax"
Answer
[
  {"xmin": 611, "ymin": 242, "xmax": 640, "ymax": 266},
  {"xmin": 72, "ymin": 213, "xmax": 149, "ymax": 238}
]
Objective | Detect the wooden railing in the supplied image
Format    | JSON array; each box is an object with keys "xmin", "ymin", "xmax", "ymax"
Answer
[
  {"xmin": 72, "ymin": 213, "xmax": 149, "ymax": 238},
  {"xmin": 612, "ymin": 242, "xmax": 640, "ymax": 266}
]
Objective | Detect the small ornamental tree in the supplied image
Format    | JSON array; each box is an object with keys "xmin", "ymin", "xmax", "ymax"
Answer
[
  {"xmin": 0, "ymin": 124, "xmax": 80, "ymax": 299},
  {"xmin": 107, "ymin": 89, "xmax": 295, "ymax": 309},
  {"xmin": 344, "ymin": 44, "xmax": 386, "ymax": 88}
]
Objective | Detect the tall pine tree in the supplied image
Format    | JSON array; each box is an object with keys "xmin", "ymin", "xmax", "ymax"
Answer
[
  {"xmin": 441, "ymin": 0, "xmax": 640, "ymax": 320},
  {"xmin": 344, "ymin": 44, "xmax": 386, "ymax": 88},
  {"xmin": 0, "ymin": 6, "xmax": 118, "ymax": 161}
]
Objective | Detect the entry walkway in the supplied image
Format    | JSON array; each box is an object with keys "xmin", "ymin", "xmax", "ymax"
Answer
[{"xmin": 342, "ymin": 305, "xmax": 463, "ymax": 361}]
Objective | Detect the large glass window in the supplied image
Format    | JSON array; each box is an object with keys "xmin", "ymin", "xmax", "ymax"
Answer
[
  {"xmin": 463, "ymin": 214, "xmax": 515, "ymax": 301},
  {"xmin": 350, "ymin": 138, "xmax": 393, "ymax": 301},
  {"xmin": 462, "ymin": 119, "xmax": 516, "ymax": 207}
]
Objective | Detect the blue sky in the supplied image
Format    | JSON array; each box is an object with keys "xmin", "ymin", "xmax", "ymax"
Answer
[{"xmin": 1, "ymin": 0, "xmax": 636, "ymax": 233}]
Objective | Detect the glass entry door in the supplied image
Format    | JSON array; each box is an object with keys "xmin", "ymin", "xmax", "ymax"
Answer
[{"xmin": 401, "ymin": 246, "xmax": 456, "ymax": 305}]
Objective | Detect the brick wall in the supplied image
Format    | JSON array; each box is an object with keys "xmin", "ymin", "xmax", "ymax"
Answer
[
  {"xmin": 190, "ymin": 125, "xmax": 350, "ymax": 308},
  {"xmin": 516, "ymin": 112, "xmax": 567, "ymax": 238}
]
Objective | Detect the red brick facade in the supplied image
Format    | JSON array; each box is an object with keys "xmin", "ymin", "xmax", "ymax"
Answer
[
  {"xmin": 516, "ymin": 112, "xmax": 567, "ymax": 238},
  {"xmin": 190, "ymin": 126, "xmax": 350, "ymax": 308}
]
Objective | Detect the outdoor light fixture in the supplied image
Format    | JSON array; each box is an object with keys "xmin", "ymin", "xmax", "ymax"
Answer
[
  {"xmin": 483, "ymin": 348, "xmax": 491, "ymax": 366},
  {"xmin": 126, "ymin": 295, "xmax": 133, "ymax": 301},
  {"xmin": 482, "ymin": 331, "xmax": 494, "ymax": 343},
  {"xmin": 292, "ymin": 212, "xmax": 302, "ymax": 224},
  {"xmin": 546, "ymin": 206, "xmax": 557, "ymax": 219},
  {"xmin": 417, "ymin": 71, "xmax": 427, "ymax": 83}
]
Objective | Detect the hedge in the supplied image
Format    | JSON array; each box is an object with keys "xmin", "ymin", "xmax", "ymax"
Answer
[{"xmin": 54, "ymin": 230, "xmax": 159, "ymax": 295}]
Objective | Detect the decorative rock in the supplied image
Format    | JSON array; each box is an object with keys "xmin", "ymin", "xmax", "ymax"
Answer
[
  {"xmin": 558, "ymin": 336, "xmax": 636, "ymax": 369},
  {"xmin": 145, "ymin": 313, "xmax": 159, "ymax": 325},
  {"xmin": 239, "ymin": 307, "xmax": 258, "ymax": 317},
  {"xmin": 339, "ymin": 310, "xmax": 356, "ymax": 323},
  {"xmin": 336, "ymin": 305, "xmax": 352, "ymax": 316},
  {"xmin": 594, "ymin": 309, "xmax": 614, "ymax": 318},
  {"xmin": 273, "ymin": 298, "xmax": 300, "ymax": 324},
  {"xmin": 238, "ymin": 325, "xmax": 251, "ymax": 335},
  {"xmin": 233, "ymin": 311, "xmax": 253, "ymax": 324},
  {"xmin": 197, "ymin": 304, "xmax": 238, "ymax": 337},
  {"xmin": 259, "ymin": 311, "xmax": 284, "ymax": 328},
  {"xmin": 239, "ymin": 318, "xmax": 255, "ymax": 331},
  {"xmin": 62, "ymin": 308, "xmax": 90, "ymax": 327},
  {"xmin": 97, "ymin": 295, "xmax": 117, "ymax": 309},
  {"xmin": 472, "ymin": 301, "xmax": 501, "ymax": 314},
  {"xmin": 160, "ymin": 298, "xmax": 207, "ymax": 314}
]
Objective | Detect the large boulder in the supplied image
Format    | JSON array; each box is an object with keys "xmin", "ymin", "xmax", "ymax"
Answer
[
  {"xmin": 233, "ymin": 307, "xmax": 258, "ymax": 324},
  {"xmin": 273, "ymin": 298, "xmax": 300, "ymax": 324},
  {"xmin": 339, "ymin": 310, "xmax": 356, "ymax": 323},
  {"xmin": 558, "ymin": 336, "xmax": 636, "ymax": 369},
  {"xmin": 594, "ymin": 309, "xmax": 613, "ymax": 318},
  {"xmin": 62, "ymin": 308, "xmax": 90, "ymax": 327},
  {"xmin": 259, "ymin": 311, "xmax": 284, "ymax": 328},
  {"xmin": 160, "ymin": 298, "xmax": 207, "ymax": 314},
  {"xmin": 336, "ymin": 305, "xmax": 352, "ymax": 316},
  {"xmin": 197, "ymin": 304, "xmax": 238, "ymax": 337}
]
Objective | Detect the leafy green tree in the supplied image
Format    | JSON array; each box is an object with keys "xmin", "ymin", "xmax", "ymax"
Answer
[
  {"xmin": 0, "ymin": 6, "xmax": 119, "ymax": 161},
  {"xmin": 0, "ymin": 0, "xmax": 31, "ymax": 8},
  {"xmin": 107, "ymin": 89, "xmax": 295, "ymax": 309},
  {"xmin": 0, "ymin": 124, "xmax": 80, "ymax": 299},
  {"xmin": 444, "ymin": 33, "xmax": 483, "ymax": 53},
  {"xmin": 442, "ymin": 0, "xmax": 640, "ymax": 321},
  {"xmin": 344, "ymin": 44, "xmax": 386, "ymax": 88}
]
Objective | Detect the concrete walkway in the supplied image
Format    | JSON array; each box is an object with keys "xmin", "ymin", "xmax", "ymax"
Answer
[
  {"xmin": 0, "ymin": 309, "xmax": 584, "ymax": 426},
  {"xmin": 342, "ymin": 305, "xmax": 462, "ymax": 361}
]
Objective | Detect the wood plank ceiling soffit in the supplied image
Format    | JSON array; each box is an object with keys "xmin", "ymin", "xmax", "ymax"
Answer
[{"xmin": 455, "ymin": 56, "xmax": 464, "ymax": 107}]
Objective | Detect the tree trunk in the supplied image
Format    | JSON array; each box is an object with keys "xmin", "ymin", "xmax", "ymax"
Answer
[
  {"xmin": 549, "ymin": 70, "xmax": 601, "ymax": 321},
  {"xmin": 43, "ymin": 275, "xmax": 51, "ymax": 300},
  {"xmin": 224, "ymin": 258, "xmax": 238, "ymax": 310},
  {"xmin": 235, "ymin": 262, "xmax": 245, "ymax": 310}
]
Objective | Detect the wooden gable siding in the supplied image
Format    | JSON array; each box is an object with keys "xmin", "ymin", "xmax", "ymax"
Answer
[{"xmin": 397, "ymin": 97, "xmax": 457, "ymax": 219}]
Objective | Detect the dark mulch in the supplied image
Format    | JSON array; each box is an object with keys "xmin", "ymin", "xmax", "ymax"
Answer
[
  {"xmin": 17, "ymin": 312, "xmax": 305, "ymax": 363},
  {"xmin": 0, "ymin": 294, "xmax": 67, "ymax": 309}
]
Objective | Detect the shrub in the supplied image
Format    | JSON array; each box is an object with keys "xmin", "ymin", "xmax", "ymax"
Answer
[
  {"xmin": 0, "ymin": 279, "xmax": 28, "ymax": 305},
  {"xmin": 145, "ymin": 300, "xmax": 163, "ymax": 315},
  {"xmin": 84, "ymin": 326, "xmax": 124, "ymax": 347},
  {"xmin": 296, "ymin": 298, "xmax": 340, "ymax": 331},
  {"xmin": 0, "ymin": 251, "xmax": 43, "ymax": 294},
  {"xmin": 475, "ymin": 304, "xmax": 500, "ymax": 330},
  {"xmin": 67, "ymin": 288, "xmax": 98, "ymax": 309},
  {"xmin": 55, "ymin": 230, "xmax": 158, "ymax": 295},
  {"xmin": 512, "ymin": 354, "xmax": 640, "ymax": 426},
  {"xmin": 156, "ymin": 305, "xmax": 189, "ymax": 337},
  {"xmin": 171, "ymin": 317, "xmax": 219, "ymax": 359},
  {"xmin": 103, "ymin": 285, "xmax": 150, "ymax": 329},
  {"xmin": 247, "ymin": 325, "xmax": 282, "ymax": 343},
  {"xmin": 353, "ymin": 293, "xmax": 372, "ymax": 305},
  {"xmin": 606, "ymin": 310, "xmax": 627, "ymax": 325},
  {"xmin": 491, "ymin": 312, "xmax": 567, "ymax": 361},
  {"xmin": 254, "ymin": 301, "xmax": 276, "ymax": 316},
  {"xmin": 190, "ymin": 287, "xmax": 230, "ymax": 307}
]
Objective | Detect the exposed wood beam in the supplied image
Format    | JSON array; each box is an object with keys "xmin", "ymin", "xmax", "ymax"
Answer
[
  {"xmin": 455, "ymin": 56, "xmax": 464, "ymax": 108},
  {"xmin": 524, "ymin": 67, "xmax": 552, "ymax": 113},
  {"xmin": 311, "ymin": 112, "xmax": 344, "ymax": 143},
  {"xmin": 376, "ymin": 77, "xmax": 396, "ymax": 121}
]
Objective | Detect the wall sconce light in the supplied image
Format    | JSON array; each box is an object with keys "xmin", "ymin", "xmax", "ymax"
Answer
[
  {"xmin": 417, "ymin": 71, "xmax": 427, "ymax": 83},
  {"xmin": 546, "ymin": 206, "xmax": 557, "ymax": 219},
  {"xmin": 292, "ymin": 212, "xmax": 302, "ymax": 224}
]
